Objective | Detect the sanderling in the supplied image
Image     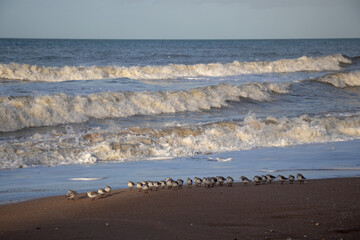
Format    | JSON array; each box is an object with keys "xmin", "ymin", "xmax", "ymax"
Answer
[
  {"xmin": 240, "ymin": 176, "xmax": 251, "ymax": 186},
  {"xmin": 288, "ymin": 175, "xmax": 295, "ymax": 184},
  {"xmin": 204, "ymin": 178, "xmax": 212, "ymax": 188},
  {"xmin": 160, "ymin": 180, "xmax": 166, "ymax": 189},
  {"xmin": 177, "ymin": 179, "xmax": 184, "ymax": 189},
  {"xmin": 216, "ymin": 176, "xmax": 226, "ymax": 186},
  {"xmin": 87, "ymin": 191, "xmax": 97, "ymax": 200},
  {"xmin": 277, "ymin": 175, "xmax": 287, "ymax": 184},
  {"xmin": 97, "ymin": 188, "xmax": 106, "ymax": 198},
  {"xmin": 194, "ymin": 177, "xmax": 202, "ymax": 187},
  {"xmin": 253, "ymin": 176, "xmax": 262, "ymax": 185},
  {"xmin": 266, "ymin": 174, "xmax": 276, "ymax": 183},
  {"xmin": 186, "ymin": 178, "xmax": 193, "ymax": 188},
  {"xmin": 226, "ymin": 176, "xmax": 234, "ymax": 187},
  {"xmin": 148, "ymin": 181, "xmax": 154, "ymax": 190},
  {"xmin": 166, "ymin": 179, "xmax": 173, "ymax": 189},
  {"xmin": 210, "ymin": 177, "xmax": 217, "ymax": 187},
  {"xmin": 261, "ymin": 175, "xmax": 267, "ymax": 184},
  {"xmin": 105, "ymin": 186, "xmax": 111, "ymax": 195},
  {"xmin": 172, "ymin": 181, "xmax": 179, "ymax": 190},
  {"xmin": 66, "ymin": 190, "xmax": 77, "ymax": 200},
  {"xmin": 153, "ymin": 181, "xmax": 160, "ymax": 191},
  {"xmin": 136, "ymin": 182, "xmax": 143, "ymax": 192},
  {"xmin": 142, "ymin": 184, "xmax": 149, "ymax": 193},
  {"xmin": 128, "ymin": 181, "xmax": 135, "ymax": 190},
  {"xmin": 297, "ymin": 173, "xmax": 306, "ymax": 184}
]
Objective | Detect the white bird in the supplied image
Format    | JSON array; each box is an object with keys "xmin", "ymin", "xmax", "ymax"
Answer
[
  {"xmin": 166, "ymin": 179, "xmax": 173, "ymax": 189},
  {"xmin": 253, "ymin": 176, "xmax": 262, "ymax": 185},
  {"xmin": 194, "ymin": 177, "xmax": 202, "ymax": 187},
  {"xmin": 226, "ymin": 176, "xmax": 234, "ymax": 187},
  {"xmin": 297, "ymin": 173, "xmax": 306, "ymax": 184},
  {"xmin": 186, "ymin": 178, "xmax": 193, "ymax": 188},
  {"xmin": 240, "ymin": 176, "xmax": 251, "ymax": 186},
  {"xmin": 105, "ymin": 186, "xmax": 111, "ymax": 195},
  {"xmin": 177, "ymin": 179, "xmax": 184, "ymax": 189},
  {"xmin": 136, "ymin": 182, "xmax": 143, "ymax": 192},
  {"xmin": 160, "ymin": 180, "xmax": 166, "ymax": 189},
  {"xmin": 261, "ymin": 175, "xmax": 268, "ymax": 184},
  {"xmin": 128, "ymin": 181, "xmax": 135, "ymax": 189},
  {"xmin": 172, "ymin": 181, "xmax": 179, "ymax": 190},
  {"xmin": 204, "ymin": 178, "xmax": 212, "ymax": 188},
  {"xmin": 153, "ymin": 181, "xmax": 160, "ymax": 191},
  {"xmin": 266, "ymin": 174, "xmax": 276, "ymax": 183},
  {"xmin": 97, "ymin": 188, "xmax": 106, "ymax": 197},
  {"xmin": 216, "ymin": 176, "xmax": 226, "ymax": 186},
  {"xmin": 277, "ymin": 175, "xmax": 287, "ymax": 184},
  {"xmin": 288, "ymin": 175, "xmax": 295, "ymax": 184},
  {"xmin": 142, "ymin": 184, "xmax": 149, "ymax": 193},
  {"xmin": 210, "ymin": 177, "xmax": 217, "ymax": 187},
  {"xmin": 66, "ymin": 190, "xmax": 77, "ymax": 200},
  {"xmin": 87, "ymin": 191, "xmax": 97, "ymax": 200}
]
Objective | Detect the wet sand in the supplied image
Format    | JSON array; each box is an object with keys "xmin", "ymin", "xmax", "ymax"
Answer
[{"xmin": 0, "ymin": 178, "xmax": 359, "ymax": 240}]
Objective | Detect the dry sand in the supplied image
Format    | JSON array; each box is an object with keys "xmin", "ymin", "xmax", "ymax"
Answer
[{"xmin": 0, "ymin": 178, "xmax": 359, "ymax": 240}]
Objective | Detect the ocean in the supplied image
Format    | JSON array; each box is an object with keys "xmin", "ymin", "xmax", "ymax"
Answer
[{"xmin": 1, "ymin": 38, "xmax": 360, "ymax": 204}]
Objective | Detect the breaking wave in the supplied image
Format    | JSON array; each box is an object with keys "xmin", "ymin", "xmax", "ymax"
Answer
[
  {"xmin": 314, "ymin": 71, "xmax": 360, "ymax": 88},
  {"xmin": 0, "ymin": 83, "xmax": 288, "ymax": 132},
  {"xmin": 1, "ymin": 113, "xmax": 360, "ymax": 169},
  {"xmin": 0, "ymin": 54, "xmax": 350, "ymax": 82}
]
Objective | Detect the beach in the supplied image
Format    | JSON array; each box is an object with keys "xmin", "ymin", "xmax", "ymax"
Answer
[{"xmin": 1, "ymin": 177, "xmax": 359, "ymax": 240}]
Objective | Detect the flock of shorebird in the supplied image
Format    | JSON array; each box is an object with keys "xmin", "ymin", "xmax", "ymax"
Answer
[{"xmin": 65, "ymin": 173, "xmax": 306, "ymax": 200}]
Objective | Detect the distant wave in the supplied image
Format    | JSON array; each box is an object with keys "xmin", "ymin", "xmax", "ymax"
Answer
[
  {"xmin": 0, "ymin": 54, "xmax": 351, "ymax": 82},
  {"xmin": 0, "ymin": 83, "xmax": 288, "ymax": 132},
  {"xmin": 1, "ymin": 113, "xmax": 360, "ymax": 169},
  {"xmin": 313, "ymin": 71, "xmax": 360, "ymax": 88}
]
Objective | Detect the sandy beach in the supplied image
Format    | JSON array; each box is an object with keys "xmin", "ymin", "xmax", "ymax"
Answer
[{"xmin": 0, "ymin": 177, "xmax": 359, "ymax": 240}]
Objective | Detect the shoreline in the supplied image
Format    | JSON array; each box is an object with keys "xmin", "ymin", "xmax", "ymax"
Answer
[{"xmin": 1, "ymin": 177, "xmax": 359, "ymax": 239}]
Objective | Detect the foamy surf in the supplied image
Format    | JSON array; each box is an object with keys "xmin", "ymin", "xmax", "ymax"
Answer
[
  {"xmin": 1, "ymin": 113, "xmax": 360, "ymax": 169},
  {"xmin": 0, "ymin": 82, "xmax": 288, "ymax": 132},
  {"xmin": 314, "ymin": 71, "xmax": 360, "ymax": 88},
  {"xmin": 0, "ymin": 54, "xmax": 350, "ymax": 82}
]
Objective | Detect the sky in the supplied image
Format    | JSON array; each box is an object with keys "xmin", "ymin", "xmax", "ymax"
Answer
[{"xmin": 0, "ymin": 0, "xmax": 359, "ymax": 39}]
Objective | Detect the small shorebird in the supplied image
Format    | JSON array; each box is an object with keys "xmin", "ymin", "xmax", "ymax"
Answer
[
  {"xmin": 66, "ymin": 190, "xmax": 78, "ymax": 200},
  {"xmin": 142, "ymin": 184, "xmax": 149, "ymax": 193},
  {"xmin": 160, "ymin": 180, "xmax": 166, "ymax": 189},
  {"xmin": 261, "ymin": 175, "xmax": 268, "ymax": 184},
  {"xmin": 288, "ymin": 175, "xmax": 295, "ymax": 184},
  {"xmin": 204, "ymin": 178, "xmax": 212, "ymax": 188},
  {"xmin": 136, "ymin": 182, "xmax": 143, "ymax": 192},
  {"xmin": 153, "ymin": 181, "xmax": 160, "ymax": 191},
  {"xmin": 105, "ymin": 186, "xmax": 111, "ymax": 195},
  {"xmin": 186, "ymin": 178, "xmax": 193, "ymax": 188},
  {"xmin": 172, "ymin": 181, "xmax": 179, "ymax": 190},
  {"xmin": 240, "ymin": 176, "xmax": 251, "ymax": 186},
  {"xmin": 297, "ymin": 173, "xmax": 306, "ymax": 184},
  {"xmin": 97, "ymin": 188, "xmax": 106, "ymax": 198},
  {"xmin": 216, "ymin": 176, "xmax": 226, "ymax": 186},
  {"xmin": 253, "ymin": 176, "xmax": 262, "ymax": 185},
  {"xmin": 148, "ymin": 181, "xmax": 154, "ymax": 190},
  {"xmin": 210, "ymin": 177, "xmax": 217, "ymax": 187},
  {"xmin": 87, "ymin": 191, "xmax": 97, "ymax": 200},
  {"xmin": 177, "ymin": 179, "xmax": 184, "ymax": 189},
  {"xmin": 128, "ymin": 181, "xmax": 135, "ymax": 190},
  {"xmin": 166, "ymin": 179, "xmax": 173, "ymax": 189},
  {"xmin": 266, "ymin": 174, "xmax": 276, "ymax": 183},
  {"xmin": 226, "ymin": 176, "xmax": 234, "ymax": 187},
  {"xmin": 194, "ymin": 177, "xmax": 202, "ymax": 187},
  {"xmin": 277, "ymin": 175, "xmax": 287, "ymax": 184}
]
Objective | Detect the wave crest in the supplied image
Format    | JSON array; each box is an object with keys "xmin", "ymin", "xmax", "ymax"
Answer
[
  {"xmin": 0, "ymin": 54, "xmax": 350, "ymax": 81},
  {"xmin": 0, "ymin": 83, "xmax": 288, "ymax": 132},
  {"xmin": 314, "ymin": 71, "xmax": 360, "ymax": 88}
]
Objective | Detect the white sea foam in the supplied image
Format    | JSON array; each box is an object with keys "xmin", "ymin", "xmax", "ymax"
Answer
[
  {"xmin": 0, "ymin": 54, "xmax": 350, "ymax": 82},
  {"xmin": 1, "ymin": 113, "xmax": 360, "ymax": 169},
  {"xmin": 314, "ymin": 71, "xmax": 360, "ymax": 88},
  {"xmin": 0, "ymin": 82, "xmax": 288, "ymax": 132}
]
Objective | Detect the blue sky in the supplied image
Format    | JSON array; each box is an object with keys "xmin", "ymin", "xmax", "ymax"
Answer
[{"xmin": 0, "ymin": 0, "xmax": 359, "ymax": 39}]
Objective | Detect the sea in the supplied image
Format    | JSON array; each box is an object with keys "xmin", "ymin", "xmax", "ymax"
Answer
[{"xmin": 1, "ymin": 38, "xmax": 360, "ymax": 204}]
